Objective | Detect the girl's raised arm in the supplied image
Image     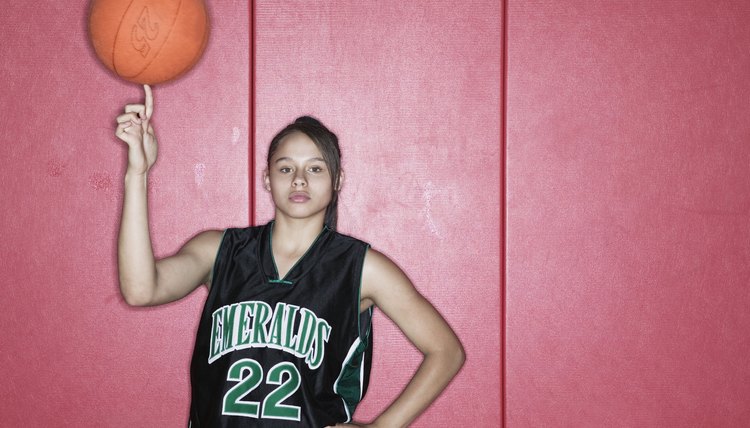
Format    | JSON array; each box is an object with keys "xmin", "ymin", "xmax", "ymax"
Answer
[{"xmin": 115, "ymin": 85, "xmax": 221, "ymax": 306}]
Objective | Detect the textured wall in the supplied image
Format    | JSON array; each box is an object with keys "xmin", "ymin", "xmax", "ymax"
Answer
[
  {"xmin": 506, "ymin": 1, "xmax": 750, "ymax": 426},
  {"xmin": 7, "ymin": 0, "xmax": 750, "ymax": 427},
  {"xmin": 254, "ymin": 1, "xmax": 502, "ymax": 425},
  {"xmin": 0, "ymin": 0, "xmax": 248, "ymax": 425},
  {"xmin": 8, "ymin": 0, "xmax": 749, "ymax": 427}
]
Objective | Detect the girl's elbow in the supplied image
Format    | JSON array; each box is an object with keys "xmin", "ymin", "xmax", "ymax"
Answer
[
  {"xmin": 119, "ymin": 280, "xmax": 154, "ymax": 307},
  {"xmin": 122, "ymin": 294, "xmax": 150, "ymax": 307},
  {"xmin": 430, "ymin": 339, "xmax": 466, "ymax": 375},
  {"xmin": 451, "ymin": 341, "xmax": 466, "ymax": 373}
]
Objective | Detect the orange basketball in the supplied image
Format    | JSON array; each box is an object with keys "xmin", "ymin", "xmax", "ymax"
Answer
[{"xmin": 88, "ymin": 0, "xmax": 209, "ymax": 85}]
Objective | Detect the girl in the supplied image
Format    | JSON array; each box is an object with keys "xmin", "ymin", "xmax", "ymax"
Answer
[{"xmin": 115, "ymin": 85, "xmax": 464, "ymax": 427}]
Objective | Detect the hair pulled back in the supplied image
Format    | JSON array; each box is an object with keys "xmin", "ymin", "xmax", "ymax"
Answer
[{"xmin": 267, "ymin": 116, "xmax": 342, "ymax": 229}]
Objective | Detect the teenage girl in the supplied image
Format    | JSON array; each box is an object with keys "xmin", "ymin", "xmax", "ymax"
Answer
[{"xmin": 115, "ymin": 85, "xmax": 464, "ymax": 427}]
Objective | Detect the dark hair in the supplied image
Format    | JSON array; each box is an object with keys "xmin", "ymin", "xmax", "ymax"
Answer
[{"xmin": 267, "ymin": 116, "xmax": 342, "ymax": 229}]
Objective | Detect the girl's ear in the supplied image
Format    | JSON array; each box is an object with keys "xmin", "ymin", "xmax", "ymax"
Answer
[
  {"xmin": 335, "ymin": 170, "xmax": 344, "ymax": 191},
  {"xmin": 263, "ymin": 169, "xmax": 271, "ymax": 191}
]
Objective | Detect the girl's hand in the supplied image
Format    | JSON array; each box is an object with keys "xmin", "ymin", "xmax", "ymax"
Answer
[{"xmin": 115, "ymin": 84, "xmax": 157, "ymax": 176}]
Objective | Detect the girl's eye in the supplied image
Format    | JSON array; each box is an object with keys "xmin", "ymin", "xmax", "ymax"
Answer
[
  {"xmin": 279, "ymin": 167, "xmax": 292, "ymax": 173},
  {"xmin": 309, "ymin": 166, "xmax": 323, "ymax": 173}
]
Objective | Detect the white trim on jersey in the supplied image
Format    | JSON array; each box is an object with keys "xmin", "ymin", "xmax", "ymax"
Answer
[{"xmin": 334, "ymin": 337, "xmax": 363, "ymax": 422}]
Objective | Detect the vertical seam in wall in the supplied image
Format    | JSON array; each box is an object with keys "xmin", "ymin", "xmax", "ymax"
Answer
[
  {"xmin": 501, "ymin": 0, "xmax": 508, "ymax": 426},
  {"xmin": 249, "ymin": 0, "xmax": 256, "ymax": 226}
]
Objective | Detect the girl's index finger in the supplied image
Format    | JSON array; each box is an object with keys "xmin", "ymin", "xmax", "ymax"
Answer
[{"xmin": 144, "ymin": 84, "xmax": 154, "ymax": 119}]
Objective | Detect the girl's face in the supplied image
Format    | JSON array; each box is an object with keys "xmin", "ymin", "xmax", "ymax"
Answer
[{"xmin": 264, "ymin": 131, "xmax": 335, "ymax": 223}]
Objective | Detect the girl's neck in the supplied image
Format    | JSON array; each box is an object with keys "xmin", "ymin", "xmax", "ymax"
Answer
[
  {"xmin": 271, "ymin": 215, "xmax": 326, "ymax": 254},
  {"xmin": 270, "ymin": 216, "xmax": 326, "ymax": 279}
]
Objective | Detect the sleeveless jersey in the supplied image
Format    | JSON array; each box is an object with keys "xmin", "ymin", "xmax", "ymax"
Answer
[{"xmin": 189, "ymin": 222, "xmax": 373, "ymax": 427}]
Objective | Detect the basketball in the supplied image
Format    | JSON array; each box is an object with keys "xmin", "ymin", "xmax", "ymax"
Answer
[{"xmin": 88, "ymin": 0, "xmax": 209, "ymax": 85}]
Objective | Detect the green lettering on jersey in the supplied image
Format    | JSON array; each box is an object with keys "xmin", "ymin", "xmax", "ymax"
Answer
[
  {"xmin": 210, "ymin": 308, "xmax": 224, "ymax": 361},
  {"xmin": 222, "ymin": 303, "xmax": 239, "ymax": 351},
  {"xmin": 283, "ymin": 304, "xmax": 300, "ymax": 350},
  {"xmin": 307, "ymin": 319, "xmax": 331, "ymax": 369},
  {"xmin": 294, "ymin": 308, "xmax": 317, "ymax": 356},
  {"xmin": 251, "ymin": 302, "xmax": 272, "ymax": 344},
  {"xmin": 268, "ymin": 303, "xmax": 286, "ymax": 347},
  {"xmin": 207, "ymin": 300, "xmax": 330, "ymax": 370},
  {"xmin": 237, "ymin": 302, "xmax": 254, "ymax": 346}
]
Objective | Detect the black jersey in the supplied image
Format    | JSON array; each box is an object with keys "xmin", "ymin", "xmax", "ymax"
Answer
[{"xmin": 189, "ymin": 222, "xmax": 373, "ymax": 427}]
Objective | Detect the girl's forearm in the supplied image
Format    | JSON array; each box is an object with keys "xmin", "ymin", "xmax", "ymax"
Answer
[
  {"xmin": 118, "ymin": 172, "xmax": 158, "ymax": 306},
  {"xmin": 371, "ymin": 346, "xmax": 465, "ymax": 428}
]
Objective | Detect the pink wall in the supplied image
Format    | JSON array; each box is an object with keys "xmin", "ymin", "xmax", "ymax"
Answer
[
  {"xmin": 8, "ymin": 0, "xmax": 749, "ymax": 427},
  {"xmin": 254, "ymin": 1, "xmax": 502, "ymax": 425},
  {"xmin": 506, "ymin": 1, "xmax": 750, "ymax": 426},
  {"xmin": 0, "ymin": 0, "xmax": 247, "ymax": 425}
]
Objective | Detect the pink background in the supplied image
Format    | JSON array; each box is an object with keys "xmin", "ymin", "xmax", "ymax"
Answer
[
  {"xmin": 3, "ymin": 0, "xmax": 750, "ymax": 427},
  {"xmin": 506, "ymin": 1, "xmax": 750, "ymax": 426}
]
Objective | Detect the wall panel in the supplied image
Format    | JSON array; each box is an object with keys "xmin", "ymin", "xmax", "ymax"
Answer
[
  {"xmin": 255, "ymin": 1, "xmax": 502, "ymax": 425},
  {"xmin": 0, "ymin": 1, "xmax": 248, "ymax": 425},
  {"xmin": 506, "ymin": 1, "xmax": 750, "ymax": 426}
]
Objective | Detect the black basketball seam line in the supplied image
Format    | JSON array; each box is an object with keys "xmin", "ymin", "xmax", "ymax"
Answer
[{"xmin": 115, "ymin": 0, "xmax": 194, "ymax": 82}]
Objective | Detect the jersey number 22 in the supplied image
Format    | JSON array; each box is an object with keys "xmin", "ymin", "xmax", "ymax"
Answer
[{"xmin": 222, "ymin": 358, "xmax": 301, "ymax": 421}]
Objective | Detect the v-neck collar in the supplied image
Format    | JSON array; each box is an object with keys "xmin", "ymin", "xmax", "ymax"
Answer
[{"xmin": 258, "ymin": 221, "xmax": 332, "ymax": 286}]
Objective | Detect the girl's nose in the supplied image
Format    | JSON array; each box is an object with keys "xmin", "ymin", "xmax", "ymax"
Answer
[{"xmin": 293, "ymin": 173, "xmax": 307, "ymax": 187}]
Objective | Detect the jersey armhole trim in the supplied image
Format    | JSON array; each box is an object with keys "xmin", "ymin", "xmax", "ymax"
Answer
[
  {"xmin": 207, "ymin": 229, "xmax": 229, "ymax": 291},
  {"xmin": 357, "ymin": 243, "xmax": 372, "ymax": 339}
]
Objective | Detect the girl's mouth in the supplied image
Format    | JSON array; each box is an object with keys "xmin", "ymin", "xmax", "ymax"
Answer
[{"xmin": 289, "ymin": 192, "xmax": 310, "ymax": 203}]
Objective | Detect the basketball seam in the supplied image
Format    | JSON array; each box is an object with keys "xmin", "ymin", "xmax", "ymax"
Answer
[
  {"xmin": 111, "ymin": 0, "xmax": 138, "ymax": 76},
  {"xmin": 114, "ymin": 0, "xmax": 195, "ymax": 83},
  {"xmin": 133, "ymin": 0, "xmax": 183, "ymax": 82}
]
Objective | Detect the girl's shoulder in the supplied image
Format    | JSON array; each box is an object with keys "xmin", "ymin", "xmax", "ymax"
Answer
[
  {"xmin": 328, "ymin": 227, "xmax": 369, "ymax": 246},
  {"xmin": 221, "ymin": 223, "xmax": 270, "ymax": 243}
]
